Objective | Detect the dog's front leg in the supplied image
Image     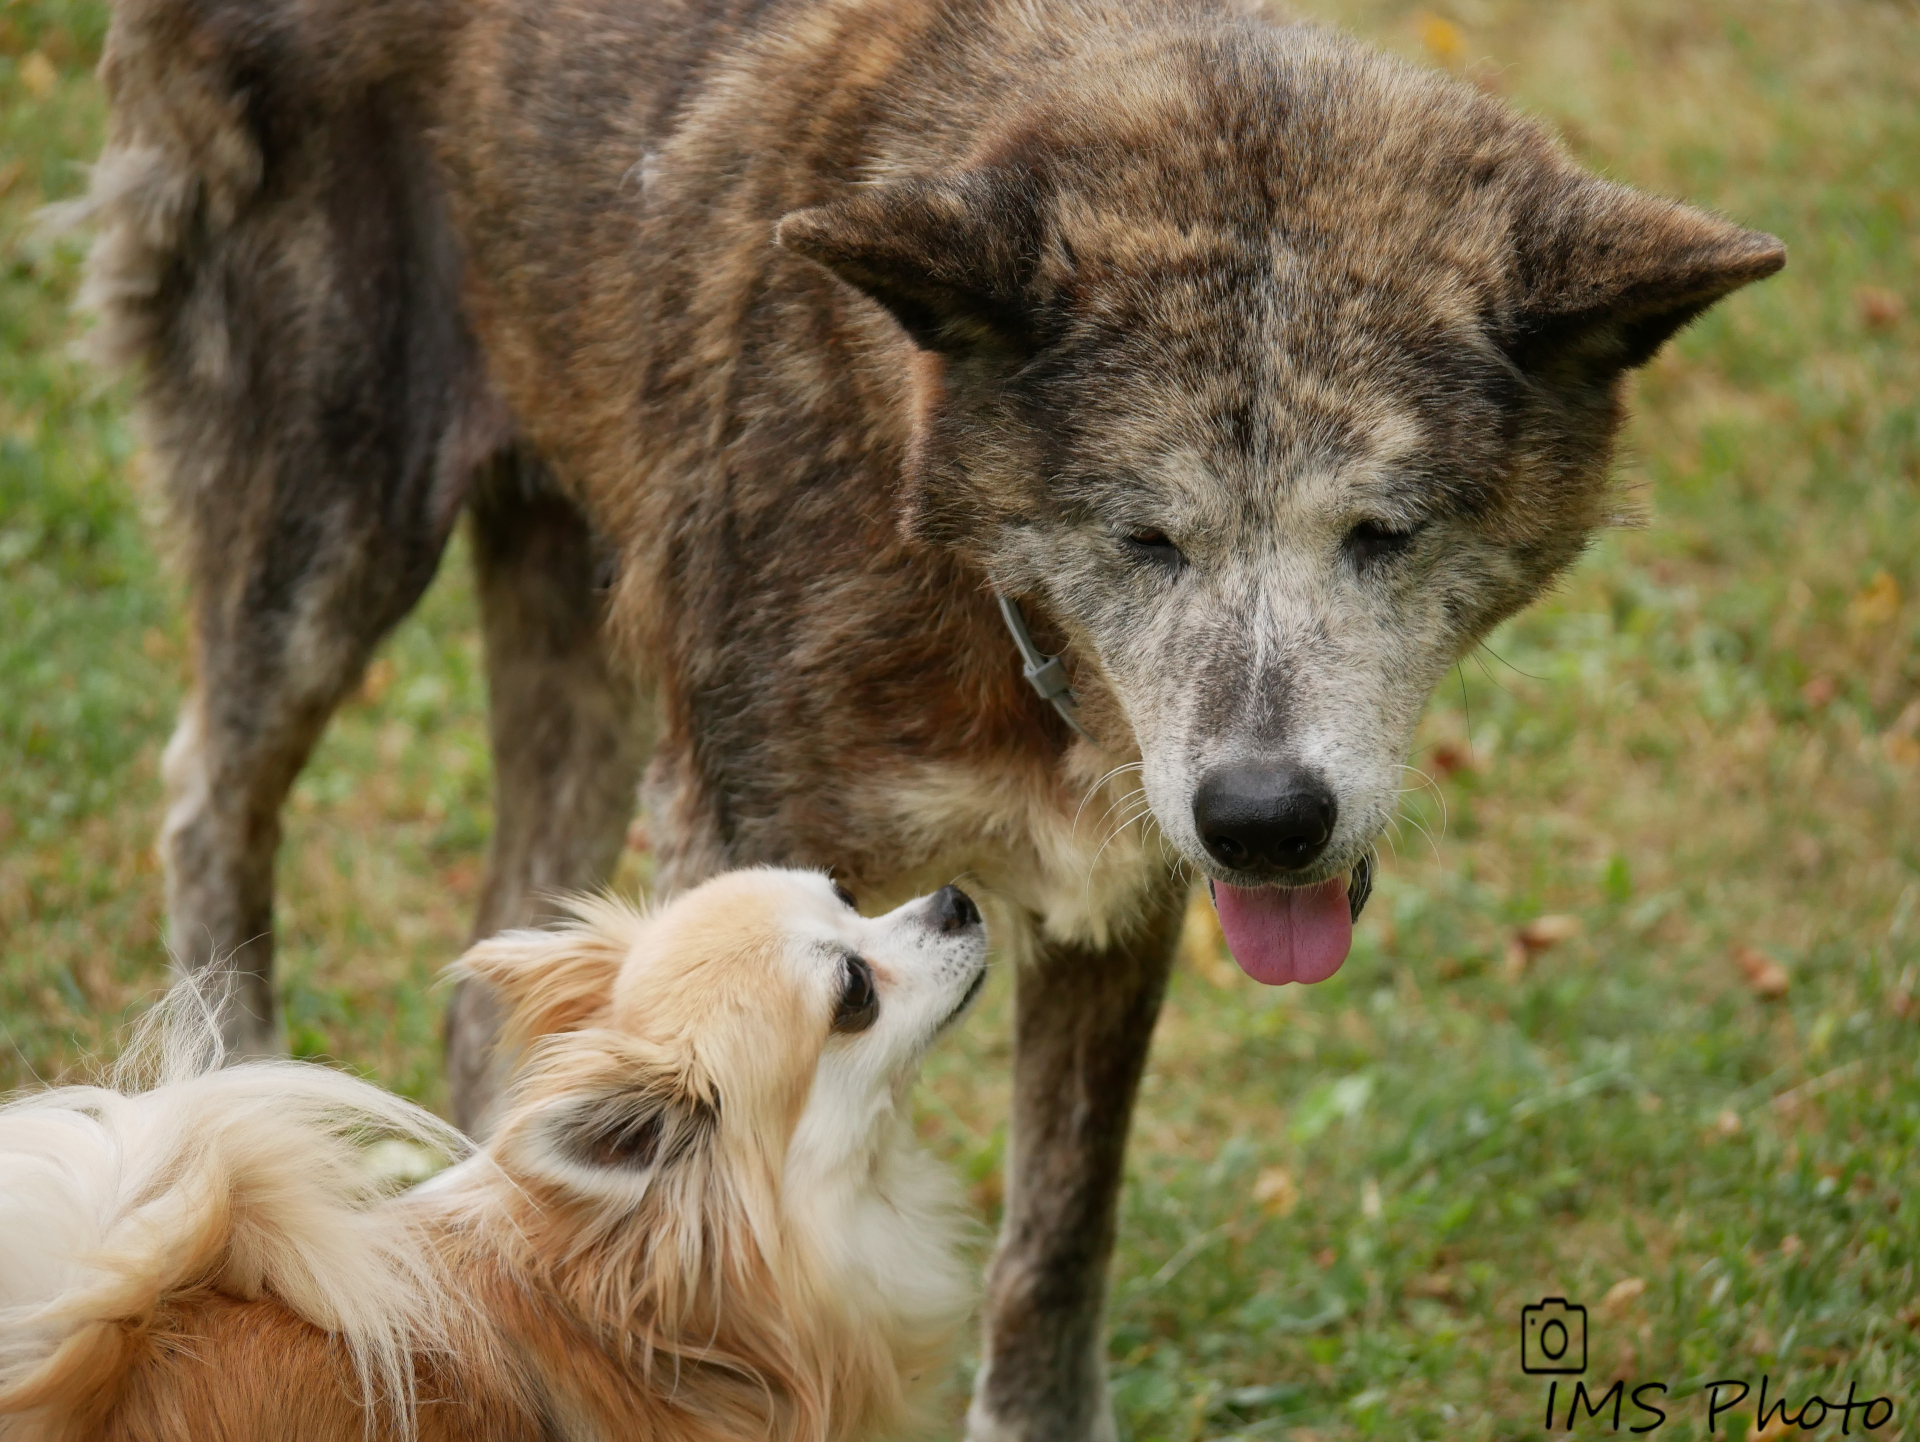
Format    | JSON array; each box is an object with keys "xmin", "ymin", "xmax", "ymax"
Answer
[{"xmin": 967, "ymin": 883, "xmax": 1185, "ymax": 1442}]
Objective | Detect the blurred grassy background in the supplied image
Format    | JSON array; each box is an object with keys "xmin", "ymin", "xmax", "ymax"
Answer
[{"xmin": 1, "ymin": 0, "xmax": 1916, "ymax": 1437}]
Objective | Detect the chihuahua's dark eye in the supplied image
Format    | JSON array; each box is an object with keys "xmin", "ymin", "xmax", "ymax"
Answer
[
  {"xmin": 831, "ymin": 880, "xmax": 857, "ymax": 909},
  {"xmin": 832, "ymin": 954, "xmax": 879, "ymax": 1034},
  {"xmin": 1122, "ymin": 528, "xmax": 1184, "ymax": 568},
  {"xmin": 1345, "ymin": 519, "xmax": 1422, "ymax": 565}
]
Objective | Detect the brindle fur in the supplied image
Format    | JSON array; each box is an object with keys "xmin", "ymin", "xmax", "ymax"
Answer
[{"xmin": 73, "ymin": 0, "xmax": 1781, "ymax": 1431}]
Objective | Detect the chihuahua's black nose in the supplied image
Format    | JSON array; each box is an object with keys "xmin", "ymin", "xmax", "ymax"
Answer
[
  {"xmin": 929, "ymin": 885, "xmax": 982, "ymax": 933},
  {"xmin": 1192, "ymin": 765, "xmax": 1337, "ymax": 874}
]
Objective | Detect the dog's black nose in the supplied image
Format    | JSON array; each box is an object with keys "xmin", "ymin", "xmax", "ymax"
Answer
[
  {"xmin": 1192, "ymin": 766, "xmax": 1337, "ymax": 873},
  {"xmin": 928, "ymin": 885, "xmax": 982, "ymax": 933}
]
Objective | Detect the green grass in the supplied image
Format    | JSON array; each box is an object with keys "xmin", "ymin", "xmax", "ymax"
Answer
[{"xmin": 3, "ymin": 1, "xmax": 1918, "ymax": 1438}]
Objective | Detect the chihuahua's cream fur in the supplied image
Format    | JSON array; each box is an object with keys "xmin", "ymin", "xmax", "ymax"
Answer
[{"xmin": 0, "ymin": 869, "xmax": 985, "ymax": 1441}]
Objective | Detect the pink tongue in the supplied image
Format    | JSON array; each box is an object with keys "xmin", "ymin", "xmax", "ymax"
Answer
[{"xmin": 1213, "ymin": 877, "xmax": 1353, "ymax": 985}]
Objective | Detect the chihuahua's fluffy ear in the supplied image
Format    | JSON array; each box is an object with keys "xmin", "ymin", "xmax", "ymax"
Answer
[
  {"xmin": 532, "ymin": 1062, "xmax": 720, "ymax": 1197},
  {"xmin": 503, "ymin": 1037, "xmax": 721, "ymax": 1206},
  {"xmin": 455, "ymin": 897, "xmax": 646, "ymax": 1047}
]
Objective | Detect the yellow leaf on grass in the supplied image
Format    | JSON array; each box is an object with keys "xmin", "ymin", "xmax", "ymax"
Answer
[
  {"xmin": 1848, "ymin": 570, "xmax": 1901, "ymax": 628},
  {"xmin": 18, "ymin": 50, "xmax": 57, "ymax": 98},
  {"xmin": 1415, "ymin": 11, "xmax": 1465, "ymax": 65},
  {"xmin": 18, "ymin": 51, "xmax": 56, "ymax": 99}
]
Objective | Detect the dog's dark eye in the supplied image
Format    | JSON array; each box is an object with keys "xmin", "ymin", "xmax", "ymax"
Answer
[
  {"xmin": 832, "ymin": 954, "xmax": 879, "ymax": 1035},
  {"xmin": 1122, "ymin": 528, "xmax": 1184, "ymax": 568},
  {"xmin": 1344, "ymin": 519, "xmax": 1423, "ymax": 565},
  {"xmin": 831, "ymin": 880, "xmax": 857, "ymax": 909}
]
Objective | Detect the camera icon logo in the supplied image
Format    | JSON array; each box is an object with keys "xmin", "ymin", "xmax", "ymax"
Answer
[{"xmin": 1520, "ymin": 1298, "xmax": 1588, "ymax": 1375}]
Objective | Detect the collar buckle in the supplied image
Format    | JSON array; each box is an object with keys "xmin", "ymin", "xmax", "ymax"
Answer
[{"xmin": 995, "ymin": 592, "xmax": 1096, "ymax": 744}]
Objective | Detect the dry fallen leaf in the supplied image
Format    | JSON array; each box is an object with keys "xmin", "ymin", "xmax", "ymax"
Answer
[
  {"xmin": 1253, "ymin": 1166, "xmax": 1298, "ymax": 1218},
  {"xmin": 18, "ymin": 50, "xmax": 56, "ymax": 99},
  {"xmin": 1887, "ymin": 699, "xmax": 1920, "ymax": 766},
  {"xmin": 1798, "ymin": 674, "xmax": 1837, "ymax": 707},
  {"xmin": 1519, "ymin": 914, "xmax": 1582, "ymax": 950},
  {"xmin": 1732, "ymin": 945, "xmax": 1790, "ymax": 1000},
  {"xmin": 1502, "ymin": 935, "xmax": 1530, "ymax": 980},
  {"xmin": 1848, "ymin": 570, "xmax": 1902, "ymax": 628},
  {"xmin": 1856, "ymin": 285, "xmax": 1905, "ymax": 330},
  {"xmin": 1405, "ymin": 1272, "xmax": 1458, "ymax": 1301},
  {"xmin": 1600, "ymin": 1277, "xmax": 1647, "ymax": 1316},
  {"xmin": 356, "ymin": 656, "xmax": 396, "ymax": 704},
  {"xmin": 1506, "ymin": 914, "xmax": 1581, "ymax": 978}
]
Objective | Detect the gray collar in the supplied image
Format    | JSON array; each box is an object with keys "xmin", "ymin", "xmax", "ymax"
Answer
[{"xmin": 995, "ymin": 592, "xmax": 1095, "ymax": 743}]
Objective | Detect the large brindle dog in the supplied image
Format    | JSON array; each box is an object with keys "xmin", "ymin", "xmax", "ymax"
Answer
[{"xmin": 71, "ymin": 0, "xmax": 1781, "ymax": 1431}]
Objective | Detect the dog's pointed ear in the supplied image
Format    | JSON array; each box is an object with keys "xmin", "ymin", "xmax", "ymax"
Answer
[
  {"xmin": 455, "ymin": 902, "xmax": 639, "ymax": 1046},
  {"xmin": 775, "ymin": 171, "xmax": 1047, "ymax": 359},
  {"xmin": 1505, "ymin": 178, "xmax": 1784, "ymax": 382}
]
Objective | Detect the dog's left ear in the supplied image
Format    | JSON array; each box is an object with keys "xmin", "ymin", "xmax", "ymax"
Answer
[
  {"xmin": 1505, "ymin": 178, "xmax": 1784, "ymax": 383},
  {"xmin": 455, "ymin": 907, "xmax": 636, "ymax": 1047},
  {"xmin": 775, "ymin": 170, "xmax": 1047, "ymax": 360}
]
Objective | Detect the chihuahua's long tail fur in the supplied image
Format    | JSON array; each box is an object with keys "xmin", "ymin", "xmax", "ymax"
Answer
[{"xmin": 0, "ymin": 984, "xmax": 469, "ymax": 1429}]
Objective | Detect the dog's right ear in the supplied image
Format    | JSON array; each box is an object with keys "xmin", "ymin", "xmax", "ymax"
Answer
[
  {"xmin": 542, "ymin": 1074, "xmax": 719, "ymax": 1179},
  {"xmin": 455, "ymin": 904, "xmax": 638, "ymax": 1046},
  {"xmin": 774, "ymin": 170, "xmax": 1048, "ymax": 360},
  {"xmin": 519, "ymin": 1056, "xmax": 721, "ymax": 1204}
]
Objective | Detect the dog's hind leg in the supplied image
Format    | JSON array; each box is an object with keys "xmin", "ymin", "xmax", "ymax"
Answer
[
  {"xmin": 968, "ymin": 883, "xmax": 1186, "ymax": 1442},
  {"xmin": 157, "ymin": 434, "xmax": 466, "ymax": 1060},
  {"xmin": 76, "ymin": 6, "xmax": 495, "ymax": 1054},
  {"xmin": 442, "ymin": 454, "xmax": 645, "ymax": 1133}
]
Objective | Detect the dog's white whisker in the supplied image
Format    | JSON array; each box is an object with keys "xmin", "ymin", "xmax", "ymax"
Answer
[
  {"xmin": 1086, "ymin": 785, "xmax": 1149, "ymax": 842},
  {"xmin": 1394, "ymin": 811, "xmax": 1444, "ymax": 866},
  {"xmin": 1397, "ymin": 764, "xmax": 1449, "ymax": 838},
  {"xmin": 1072, "ymin": 762, "xmax": 1146, "ymax": 833},
  {"xmin": 1080, "ymin": 759, "xmax": 1144, "ymax": 798},
  {"xmin": 1085, "ymin": 798, "xmax": 1157, "ymax": 884}
]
